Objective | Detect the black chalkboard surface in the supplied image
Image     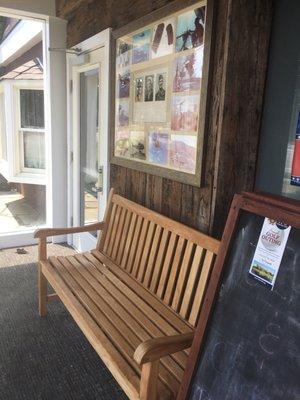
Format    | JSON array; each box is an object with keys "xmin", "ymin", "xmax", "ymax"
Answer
[{"xmin": 178, "ymin": 192, "xmax": 300, "ymax": 400}]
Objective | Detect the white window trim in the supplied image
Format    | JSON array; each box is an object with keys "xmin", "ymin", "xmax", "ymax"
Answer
[{"xmin": 14, "ymin": 83, "xmax": 46, "ymax": 175}]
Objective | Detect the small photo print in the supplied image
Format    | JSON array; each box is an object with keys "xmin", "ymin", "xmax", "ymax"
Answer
[
  {"xmin": 155, "ymin": 73, "xmax": 167, "ymax": 101},
  {"xmin": 116, "ymin": 100, "xmax": 129, "ymax": 127},
  {"xmin": 171, "ymin": 95, "xmax": 199, "ymax": 131},
  {"xmin": 249, "ymin": 261, "xmax": 275, "ymax": 285},
  {"xmin": 117, "ymin": 70, "xmax": 130, "ymax": 98},
  {"xmin": 135, "ymin": 77, "xmax": 144, "ymax": 102},
  {"xmin": 151, "ymin": 19, "xmax": 175, "ymax": 58},
  {"xmin": 149, "ymin": 132, "xmax": 169, "ymax": 165},
  {"xmin": 115, "ymin": 130, "xmax": 130, "ymax": 157},
  {"xmin": 117, "ymin": 39, "xmax": 132, "ymax": 68},
  {"xmin": 144, "ymin": 75, "xmax": 154, "ymax": 102},
  {"xmin": 170, "ymin": 134, "xmax": 197, "ymax": 173},
  {"xmin": 176, "ymin": 7, "xmax": 205, "ymax": 52},
  {"xmin": 130, "ymin": 131, "xmax": 146, "ymax": 160},
  {"xmin": 173, "ymin": 47, "xmax": 203, "ymax": 92},
  {"xmin": 132, "ymin": 29, "xmax": 151, "ymax": 64}
]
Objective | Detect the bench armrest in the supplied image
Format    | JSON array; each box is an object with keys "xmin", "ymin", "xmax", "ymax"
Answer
[
  {"xmin": 134, "ymin": 332, "xmax": 194, "ymax": 365},
  {"xmin": 34, "ymin": 221, "xmax": 106, "ymax": 239}
]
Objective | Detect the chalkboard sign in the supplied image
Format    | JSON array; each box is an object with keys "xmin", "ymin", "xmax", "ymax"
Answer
[{"xmin": 178, "ymin": 192, "xmax": 300, "ymax": 400}]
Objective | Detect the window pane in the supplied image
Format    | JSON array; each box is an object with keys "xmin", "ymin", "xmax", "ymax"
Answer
[
  {"xmin": 23, "ymin": 131, "xmax": 45, "ymax": 169},
  {"xmin": 20, "ymin": 89, "xmax": 44, "ymax": 129},
  {"xmin": 0, "ymin": 92, "xmax": 7, "ymax": 160},
  {"xmin": 80, "ymin": 68, "xmax": 100, "ymax": 233}
]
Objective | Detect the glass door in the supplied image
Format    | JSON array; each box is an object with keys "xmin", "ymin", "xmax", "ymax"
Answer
[
  {"xmin": 79, "ymin": 68, "xmax": 100, "ymax": 233},
  {"xmin": 68, "ymin": 29, "xmax": 111, "ymax": 252}
]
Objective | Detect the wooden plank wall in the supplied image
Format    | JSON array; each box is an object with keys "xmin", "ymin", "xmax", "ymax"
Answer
[{"xmin": 56, "ymin": 0, "xmax": 273, "ymax": 238}]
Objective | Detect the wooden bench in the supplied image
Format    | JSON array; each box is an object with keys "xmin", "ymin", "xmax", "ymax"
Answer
[{"xmin": 34, "ymin": 189, "xmax": 219, "ymax": 400}]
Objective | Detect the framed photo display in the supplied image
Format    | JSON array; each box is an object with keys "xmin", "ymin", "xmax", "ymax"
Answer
[{"xmin": 111, "ymin": 0, "xmax": 213, "ymax": 186}]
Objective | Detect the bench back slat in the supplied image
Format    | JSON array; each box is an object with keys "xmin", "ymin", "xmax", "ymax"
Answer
[{"xmin": 98, "ymin": 191, "xmax": 219, "ymax": 327}]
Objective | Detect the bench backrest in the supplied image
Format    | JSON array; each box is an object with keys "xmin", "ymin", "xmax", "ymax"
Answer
[{"xmin": 97, "ymin": 190, "xmax": 220, "ymax": 327}]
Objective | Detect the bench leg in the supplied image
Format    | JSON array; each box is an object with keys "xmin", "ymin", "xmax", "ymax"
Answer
[
  {"xmin": 38, "ymin": 238, "xmax": 47, "ymax": 317},
  {"xmin": 140, "ymin": 361, "xmax": 159, "ymax": 400},
  {"xmin": 38, "ymin": 264, "xmax": 47, "ymax": 316}
]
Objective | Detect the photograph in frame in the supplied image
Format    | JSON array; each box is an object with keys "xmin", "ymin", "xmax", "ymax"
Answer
[
  {"xmin": 173, "ymin": 46, "xmax": 203, "ymax": 92},
  {"xmin": 151, "ymin": 19, "xmax": 175, "ymax": 59},
  {"xmin": 116, "ymin": 39, "xmax": 132, "ymax": 68},
  {"xmin": 115, "ymin": 130, "xmax": 130, "ymax": 157},
  {"xmin": 170, "ymin": 134, "xmax": 197, "ymax": 173},
  {"xmin": 149, "ymin": 132, "xmax": 169, "ymax": 165},
  {"xmin": 130, "ymin": 130, "xmax": 146, "ymax": 160},
  {"xmin": 117, "ymin": 69, "xmax": 130, "ymax": 98},
  {"xmin": 176, "ymin": 7, "xmax": 205, "ymax": 52},
  {"xmin": 171, "ymin": 94, "xmax": 199, "ymax": 131},
  {"xmin": 116, "ymin": 99, "xmax": 130, "ymax": 127},
  {"xmin": 132, "ymin": 29, "xmax": 151, "ymax": 64},
  {"xmin": 155, "ymin": 72, "xmax": 167, "ymax": 101},
  {"xmin": 134, "ymin": 77, "xmax": 144, "ymax": 102},
  {"xmin": 144, "ymin": 74, "xmax": 154, "ymax": 102}
]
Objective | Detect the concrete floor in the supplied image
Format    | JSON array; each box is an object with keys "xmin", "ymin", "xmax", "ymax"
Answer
[
  {"xmin": 0, "ymin": 190, "xmax": 45, "ymax": 233},
  {"xmin": 0, "ymin": 242, "xmax": 75, "ymax": 268}
]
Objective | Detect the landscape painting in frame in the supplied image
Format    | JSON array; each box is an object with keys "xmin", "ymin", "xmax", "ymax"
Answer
[
  {"xmin": 170, "ymin": 134, "xmax": 197, "ymax": 173},
  {"xmin": 130, "ymin": 131, "xmax": 146, "ymax": 160},
  {"xmin": 173, "ymin": 46, "xmax": 203, "ymax": 92},
  {"xmin": 132, "ymin": 29, "xmax": 151, "ymax": 64},
  {"xmin": 151, "ymin": 19, "xmax": 175, "ymax": 58},
  {"xmin": 176, "ymin": 6, "xmax": 205, "ymax": 52},
  {"xmin": 115, "ymin": 130, "xmax": 130, "ymax": 157},
  {"xmin": 171, "ymin": 95, "xmax": 199, "ymax": 131},
  {"xmin": 149, "ymin": 132, "xmax": 169, "ymax": 165}
]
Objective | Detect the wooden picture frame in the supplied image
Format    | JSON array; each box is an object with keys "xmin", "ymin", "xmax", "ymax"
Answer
[
  {"xmin": 177, "ymin": 191, "xmax": 300, "ymax": 399},
  {"xmin": 110, "ymin": 0, "xmax": 215, "ymax": 187}
]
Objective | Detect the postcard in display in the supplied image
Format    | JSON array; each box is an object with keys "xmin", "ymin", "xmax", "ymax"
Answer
[
  {"xmin": 132, "ymin": 29, "xmax": 151, "ymax": 64},
  {"xmin": 173, "ymin": 46, "xmax": 203, "ymax": 92},
  {"xmin": 115, "ymin": 130, "xmax": 130, "ymax": 157},
  {"xmin": 130, "ymin": 131, "xmax": 146, "ymax": 160},
  {"xmin": 117, "ymin": 39, "xmax": 132, "ymax": 68},
  {"xmin": 117, "ymin": 70, "xmax": 130, "ymax": 98},
  {"xmin": 149, "ymin": 132, "xmax": 169, "ymax": 165},
  {"xmin": 151, "ymin": 19, "xmax": 175, "ymax": 59},
  {"xmin": 171, "ymin": 95, "xmax": 199, "ymax": 131},
  {"xmin": 176, "ymin": 7, "xmax": 205, "ymax": 52},
  {"xmin": 116, "ymin": 99, "xmax": 130, "ymax": 128},
  {"xmin": 170, "ymin": 134, "xmax": 197, "ymax": 173}
]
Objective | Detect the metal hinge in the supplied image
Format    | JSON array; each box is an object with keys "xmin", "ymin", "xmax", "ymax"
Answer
[
  {"xmin": 70, "ymin": 151, "xmax": 73, "ymax": 163},
  {"xmin": 69, "ymin": 79, "xmax": 73, "ymax": 93},
  {"xmin": 70, "ymin": 216, "xmax": 73, "ymax": 227}
]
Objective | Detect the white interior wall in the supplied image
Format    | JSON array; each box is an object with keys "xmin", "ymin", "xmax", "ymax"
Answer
[{"xmin": 0, "ymin": 0, "xmax": 55, "ymax": 16}]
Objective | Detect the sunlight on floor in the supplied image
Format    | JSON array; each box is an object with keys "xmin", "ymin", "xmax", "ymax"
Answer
[{"xmin": 0, "ymin": 189, "xmax": 45, "ymax": 233}]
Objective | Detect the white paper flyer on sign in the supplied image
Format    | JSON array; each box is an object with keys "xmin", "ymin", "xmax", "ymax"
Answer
[{"xmin": 249, "ymin": 218, "xmax": 291, "ymax": 288}]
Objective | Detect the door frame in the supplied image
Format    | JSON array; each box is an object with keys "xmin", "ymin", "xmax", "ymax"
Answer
[
  {"xmin": 0, "ymin": 7, "xmax": 67, "ymax": 249},
  {"xmin": 67, "ymin": 28, "xmax": 111, "ymax": 251}
]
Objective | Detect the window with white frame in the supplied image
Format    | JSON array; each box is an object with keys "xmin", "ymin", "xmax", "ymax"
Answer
[
  {"xmin": 18, "ymin": 88, "xmax": 45, "ymax": 171},
  {"xmin": 0, "ymin": 91, "xmax": 7, "ymax": 161}
]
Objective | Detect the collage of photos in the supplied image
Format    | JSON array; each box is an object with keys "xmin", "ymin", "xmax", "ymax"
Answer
[{"xmin": 114, "ymin": 4, "xmax": 205, "ymax": 176}]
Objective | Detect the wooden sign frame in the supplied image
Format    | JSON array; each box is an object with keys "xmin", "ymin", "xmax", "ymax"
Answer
[
  {"xmin": 110, "ymin": 0, "xmax": 215, "ymax": 187},
  {"xmin": 177, "ymin": 191, "xmax": 300, "ymax": 399}
]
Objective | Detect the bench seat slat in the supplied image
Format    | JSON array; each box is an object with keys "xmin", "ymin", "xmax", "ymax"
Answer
[
  {"xmin": 50, "ymin": 255, "xmax": 182, "ymax": 392},
  {"xmin": 77, "ymin": 253, "xmax": 189, "ymax": 369},
  {"xmin": 40, "ymin": 260, "xmax": 141, "ymax": 400}
]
